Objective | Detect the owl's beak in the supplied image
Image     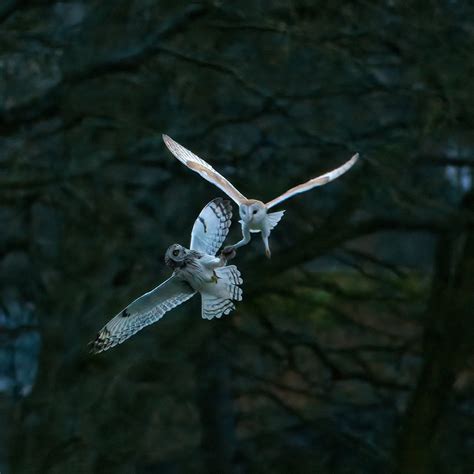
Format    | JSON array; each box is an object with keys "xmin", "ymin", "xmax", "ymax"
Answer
[{"xmin": 182, "ymin": 248, "xmax": 193, "ymax": 258}]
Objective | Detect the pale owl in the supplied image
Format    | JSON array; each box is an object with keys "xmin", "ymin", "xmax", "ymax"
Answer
[
  {"xmin": 90, "ymin": 198, "xmax": 242, "ymax": 353},
  {"xmin": 163, "ymin": 134, "xmax": 358, "ymax": 258}
]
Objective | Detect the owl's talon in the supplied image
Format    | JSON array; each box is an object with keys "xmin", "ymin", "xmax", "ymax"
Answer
[{"xmin": 221, "ymin": 246, "xmax": 236, "ymax": 260}]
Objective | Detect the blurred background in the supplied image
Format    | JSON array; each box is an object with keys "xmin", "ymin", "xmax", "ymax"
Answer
[{"xmin": 1, "ymin": 1, "xmax": 473, "ymax": 473}]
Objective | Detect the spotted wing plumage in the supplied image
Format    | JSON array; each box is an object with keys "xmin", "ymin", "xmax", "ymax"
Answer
[
  {"xmin": 163, "ymin": 134, "xmax": 247, "ymax": 205},
  {"xmin": 266, "ymin": 153, "xmax": 359, "ymax": 209},
  {"xmin": 190, "ymin": 198, "xmax": 233, "ymax": 256},
  {"xmin": 90, "ymin": 276, "xmax": 196, "ymax": 353}
]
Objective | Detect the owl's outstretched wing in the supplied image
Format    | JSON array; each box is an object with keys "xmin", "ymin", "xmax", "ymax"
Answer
[
  {"xmin": 190, "ymin": 198, "xmax": 233, "ymax": 256},
  {"xmin": 266, "ymin": 153, "xmax": 359, "ymax": 209},
  {"xmin": 163, "ymin": 134, "xmax": 247, "ymax": 205},
  {"xmin": 90, "ymin": 276, "xmax": 196, "ymax": 353}
]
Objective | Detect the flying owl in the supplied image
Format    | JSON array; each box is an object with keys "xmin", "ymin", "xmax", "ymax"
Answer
[
  {"xmin": 163, "ymin": 134, "xmax": 358, "ymax": 258},
  {"xmin": 90, "ymin": 198, "xmax": 242, "ymax": 353}
]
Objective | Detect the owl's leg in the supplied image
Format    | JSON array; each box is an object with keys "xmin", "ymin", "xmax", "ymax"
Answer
[
  {"xmin": 225, "ymin": 222, "xmax": 251, "ymax": 252},
  {"xmin": 262, "ymin": 231, "xmax": 271, "ymax": 259}
]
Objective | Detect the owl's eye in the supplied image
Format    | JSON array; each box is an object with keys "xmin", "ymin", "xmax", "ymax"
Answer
[
  {"xmin": 172, "ymin": 249, "xmax": 180, "ymax": 257},
  {"xmin": 253, "ymin": 209, "xmax": 258, "ymax": 215}
]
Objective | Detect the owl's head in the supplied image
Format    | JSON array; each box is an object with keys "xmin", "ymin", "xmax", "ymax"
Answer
[
  {"xmin": 239, "ymin": 200, "xmax": 267, "ymax": 225},
  {"xmin": 165, "ymin": 244, "xmax": 187, "ymax": 269}
]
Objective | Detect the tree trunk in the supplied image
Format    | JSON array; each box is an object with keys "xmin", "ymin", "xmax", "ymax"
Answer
[
  {"xmin": 395, "ymin": 193, "xmax": 474, "ymax": 474},
  {"xmin": 196, "ymin": 325, "xmax": 237, "ymax": 474}
]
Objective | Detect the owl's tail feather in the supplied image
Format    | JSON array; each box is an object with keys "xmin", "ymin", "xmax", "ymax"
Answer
[
  {"xmin": 201, "ymin": 265, "xmax": 243, "ymax": 320},
  {"xmin": 201, "ymin": 295, "xmax": 235, "ymax": 320},
  {"xmin": 215, "ymin": 265, "xmax": 243, "ymax": 300}
]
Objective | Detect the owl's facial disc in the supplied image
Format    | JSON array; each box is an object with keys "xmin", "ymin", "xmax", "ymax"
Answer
[
  {"xmin": 240, "ymin": 202, "xmax": 264, "ymax": 224},
  {"xmin": 248, "ymin": 203, "xmax": 266, "ymax": 224},
  {"xmin": 165, "ymin": 244, "xmax": 186, "ymax": 269},
  {"xmin": 240, "ymin": 205, "xmax": 249, "ymax": 223}
]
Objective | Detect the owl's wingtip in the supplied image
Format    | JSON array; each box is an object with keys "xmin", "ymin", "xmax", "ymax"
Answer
[{"xmin": 88, "ymin": 339, "xmax": 100, "ymax": 355}]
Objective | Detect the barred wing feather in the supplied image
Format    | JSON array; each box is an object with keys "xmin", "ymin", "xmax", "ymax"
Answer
[
  {"xmin": 190, "ymin": 198, "xmax": 233, "ymax": 256},
  {"xmin": 90, "ymin": 276, "xmax": 196, "ymax": 353}
]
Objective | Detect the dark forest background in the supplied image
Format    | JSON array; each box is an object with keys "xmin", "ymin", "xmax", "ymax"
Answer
[{"xmin": 1, "ymin": 1, "xmax": 474, "ymax": 473}]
